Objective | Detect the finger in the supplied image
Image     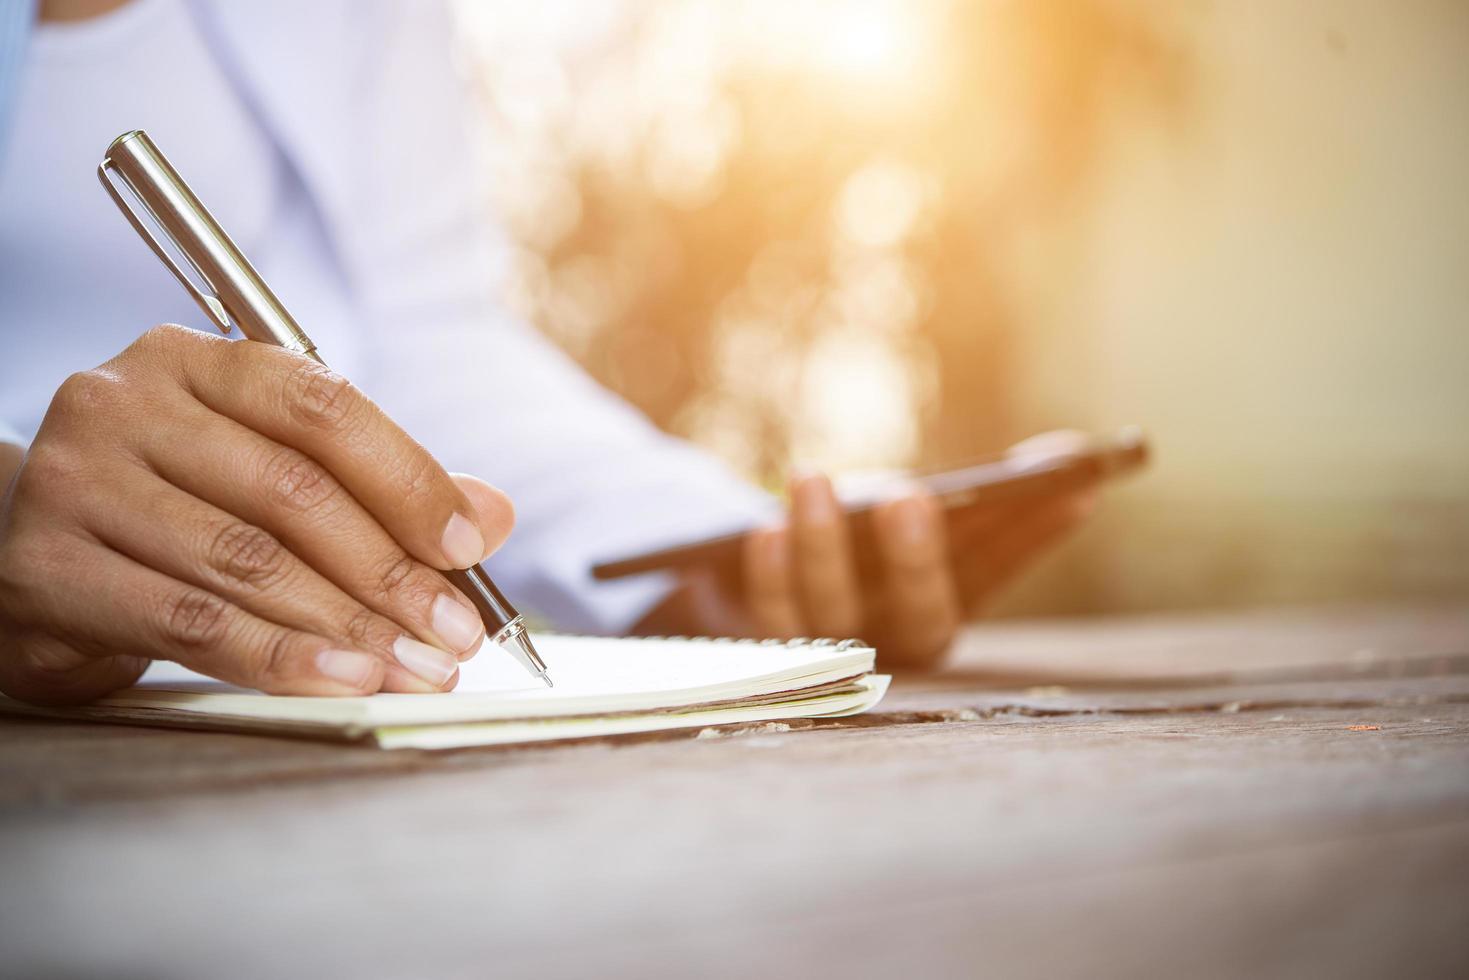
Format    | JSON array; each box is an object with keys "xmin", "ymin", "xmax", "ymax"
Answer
[
  {"xmin": 0, "ymin": 631, "xmax": 147, "ymax": 706},
  {"xmin": 138, "ymin": 406, "xmax": 488, "ymax": 663},
  {"xmin": 789, "ymin": 472, "xmax": 862, "ymax": 638},
  {"xmin": 871, "ymin": 494, "xmax": 961, "ymax": 668},
  {"xmin": 143, "ymin": 328, "xmax": 512, "ymax": 569},
  {"xmin": 83, "ymin": 470, "xmax": 459, "ymax": 693},
  {"xmin": 452, "ymin": 473, "xmax": 515, "ymax": 540},
  {"xmin": 631, "ymin": 566, "xmax": 758, "ymax": 639},
  {"xmin": 35, "ymin": 536, "xmax": 386, "ymax": 696},
  {"xmin": 742, "ymin": 526, "xmax": 803, "ymax": 638},
  {"xmin": 946, "ymin": 477, "xmax": 1095, "ymax": 552},
  {"xmin": 954, "ymin": 489, "xmax": 1097, "ymax": 615},
  {"xmin": 947, "ymin": 495, "xmax": 1039, "ymax": 550},
  {"xmin": 944, "ymin": 429, "xmax": 1100, "ymax": 546}
]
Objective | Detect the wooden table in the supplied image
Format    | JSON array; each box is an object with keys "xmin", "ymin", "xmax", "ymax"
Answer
[{"xmin": 2, "ymin": 603, "xmax": 1467, "ymax": 979}]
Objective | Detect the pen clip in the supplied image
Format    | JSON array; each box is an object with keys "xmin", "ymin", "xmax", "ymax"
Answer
[{"xmin": 98, "ymin": 159, "xmax": 234, "ymax": 336}]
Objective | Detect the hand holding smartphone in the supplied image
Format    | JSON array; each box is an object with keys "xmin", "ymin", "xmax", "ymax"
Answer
[{"xmin": 593, "ymin": 427, "xmax": 1149, "ymax": 583}]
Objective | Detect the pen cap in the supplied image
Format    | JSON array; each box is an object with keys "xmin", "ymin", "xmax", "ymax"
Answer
[{"xmin": 98, "ymin": 130, "xmax": 315, "ymax": 355}]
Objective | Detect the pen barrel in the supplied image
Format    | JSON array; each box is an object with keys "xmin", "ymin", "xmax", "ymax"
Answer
[
  {"xmin": 447, "ymin": 564, "xmax": 519, "ymax": 636},
  {"xmin": 100, "ymin": 130, "xmax": 315, "ymax": 355}
]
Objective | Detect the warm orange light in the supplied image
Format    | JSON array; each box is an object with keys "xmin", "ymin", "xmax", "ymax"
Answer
[{"xmin": 816, "ymin": 0, "xmax": 925, "ymax": 83}]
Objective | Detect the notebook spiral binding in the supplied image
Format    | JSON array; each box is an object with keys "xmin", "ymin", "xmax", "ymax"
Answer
[{"xmin": 642, "ymin": 635, "xmax": 871, "ymax": 651}]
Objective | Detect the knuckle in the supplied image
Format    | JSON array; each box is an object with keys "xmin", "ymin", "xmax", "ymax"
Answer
[
  {"xmin": 342, "ymin": 607, "xmax": 388, "ymax": 650},
  {"xmin": 128, "ymin": 322, "xmax": 194, "ymax": 354},
  {"xmin": 52, "ymin": 369, "xmax": 124, "ymax": 419},
  {"xmin": 286, "ymin": 363, "xmax": 360, "ymax": 432},
  {"xmin": 372, "ymin": 552, "xmax": 418, "ymax": 600},
  {"xmin": 370, "ymin": 553, "xmax": 441, "ymax": 613},
  {"xmin": 11, "ymin": 447, "xmax": 79, "ymax": 501},
  {"xmin": 258, "ymin": 628, "xmax": 300, "ymax": 682},
  {"xmin": 394, "ymin": 451, "xmax": 445, "ymax": 510},
  {"xmin": 205, "ymin": 521, "xmax": 289, "ymax": 591},
  {"xmin": 259, "ymin": 446, "xmax": 341, "ymax": 514},
  {"xmin": 159, "ymin": 588, "xmax": 232, "ymax": 651},
  {"xmin": 119, "ymin": 324, "xmax": 205, "ymax": 376}
]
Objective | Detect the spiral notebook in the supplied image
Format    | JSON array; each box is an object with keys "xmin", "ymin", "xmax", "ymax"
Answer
[{"xmin": 0, "ymin": 634, "xmax": 888, "ymax": 750}]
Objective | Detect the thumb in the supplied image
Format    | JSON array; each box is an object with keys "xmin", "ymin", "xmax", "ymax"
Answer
[{"xmin": 449, "ymin": 473, "xmax": 515, "ymax": 561}]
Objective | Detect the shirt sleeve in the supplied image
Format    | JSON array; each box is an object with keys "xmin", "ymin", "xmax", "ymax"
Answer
[
  {"xmin": 358, "ymin": 314, "xmax": 775, "ymax": 635},
  {"xmin": 211, "ymin": 0, "xmax": 774, "ymax": 633}
]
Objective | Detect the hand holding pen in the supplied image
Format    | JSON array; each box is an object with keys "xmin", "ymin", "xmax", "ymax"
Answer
[
  {"xmin": 0, "ymin": 323, "xmax": 514, "ymax": 703},
  {"xmin": 0, "ymin": 131, "xmax": 544, "ymax": 705}
]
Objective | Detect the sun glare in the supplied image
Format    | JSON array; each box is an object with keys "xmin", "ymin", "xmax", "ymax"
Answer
[
  {"xmin": 818, "ymin": 0, "xmax": 921, "ymax": 80},
  {"xmin": 797, "ymin": 332, "xmax": 918, "ymax": 471},
  {"xmin": 453, "ymin": 0, "xmax": 956, "ymax": 478}
]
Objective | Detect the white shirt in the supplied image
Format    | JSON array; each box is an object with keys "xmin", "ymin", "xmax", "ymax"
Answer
[{"xmin": 0, "ymin": 0, "xmax": 771, "ymax": 632}]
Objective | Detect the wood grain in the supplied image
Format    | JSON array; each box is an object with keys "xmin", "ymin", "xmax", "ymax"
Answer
[{"xmin": 1, "ymin": 603, "xmax": 1466, "ymax": 979}]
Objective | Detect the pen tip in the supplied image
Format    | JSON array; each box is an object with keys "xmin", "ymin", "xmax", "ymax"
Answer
[{"xmin": 497, "ymin": 625, "xmax": 554, "ymax": 687}]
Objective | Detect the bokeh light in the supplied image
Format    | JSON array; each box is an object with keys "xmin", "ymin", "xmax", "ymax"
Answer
[{"xmin": 451, "ymin": 1, "xmax": 1469, "ymax": 613}]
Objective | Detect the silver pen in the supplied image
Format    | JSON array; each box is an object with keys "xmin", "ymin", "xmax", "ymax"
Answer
[{"xmin": 98, "ymin": 129, "xmax": 552, "ymax": 688}]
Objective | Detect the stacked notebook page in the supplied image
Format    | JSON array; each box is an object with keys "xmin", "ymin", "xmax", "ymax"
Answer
[{"xmin": 0, "ymin": 634, "xmax": 889, "ymax": 749}]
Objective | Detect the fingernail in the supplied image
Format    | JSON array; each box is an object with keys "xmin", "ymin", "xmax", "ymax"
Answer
[
  {"xmin": 315, "ymin": 649, "xmax": 377, "ymax": 688},
  {"xmin": 393, "ymin": 635, "xmax": 459, "ymax": 687},
  {"xmin": 793, "ymin": 474, "xmax": 836, "ymax": 524},
  {"xmin": 433, "ymin": 594, "xmax": 485, "ymax": 655},
  {"xmin": 441, "ymin": 512, "xmax": 486, "ymax": 568},
  {"xmin": 896, "ymin": 497, "xmax": 933, "ymax": 549}
]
